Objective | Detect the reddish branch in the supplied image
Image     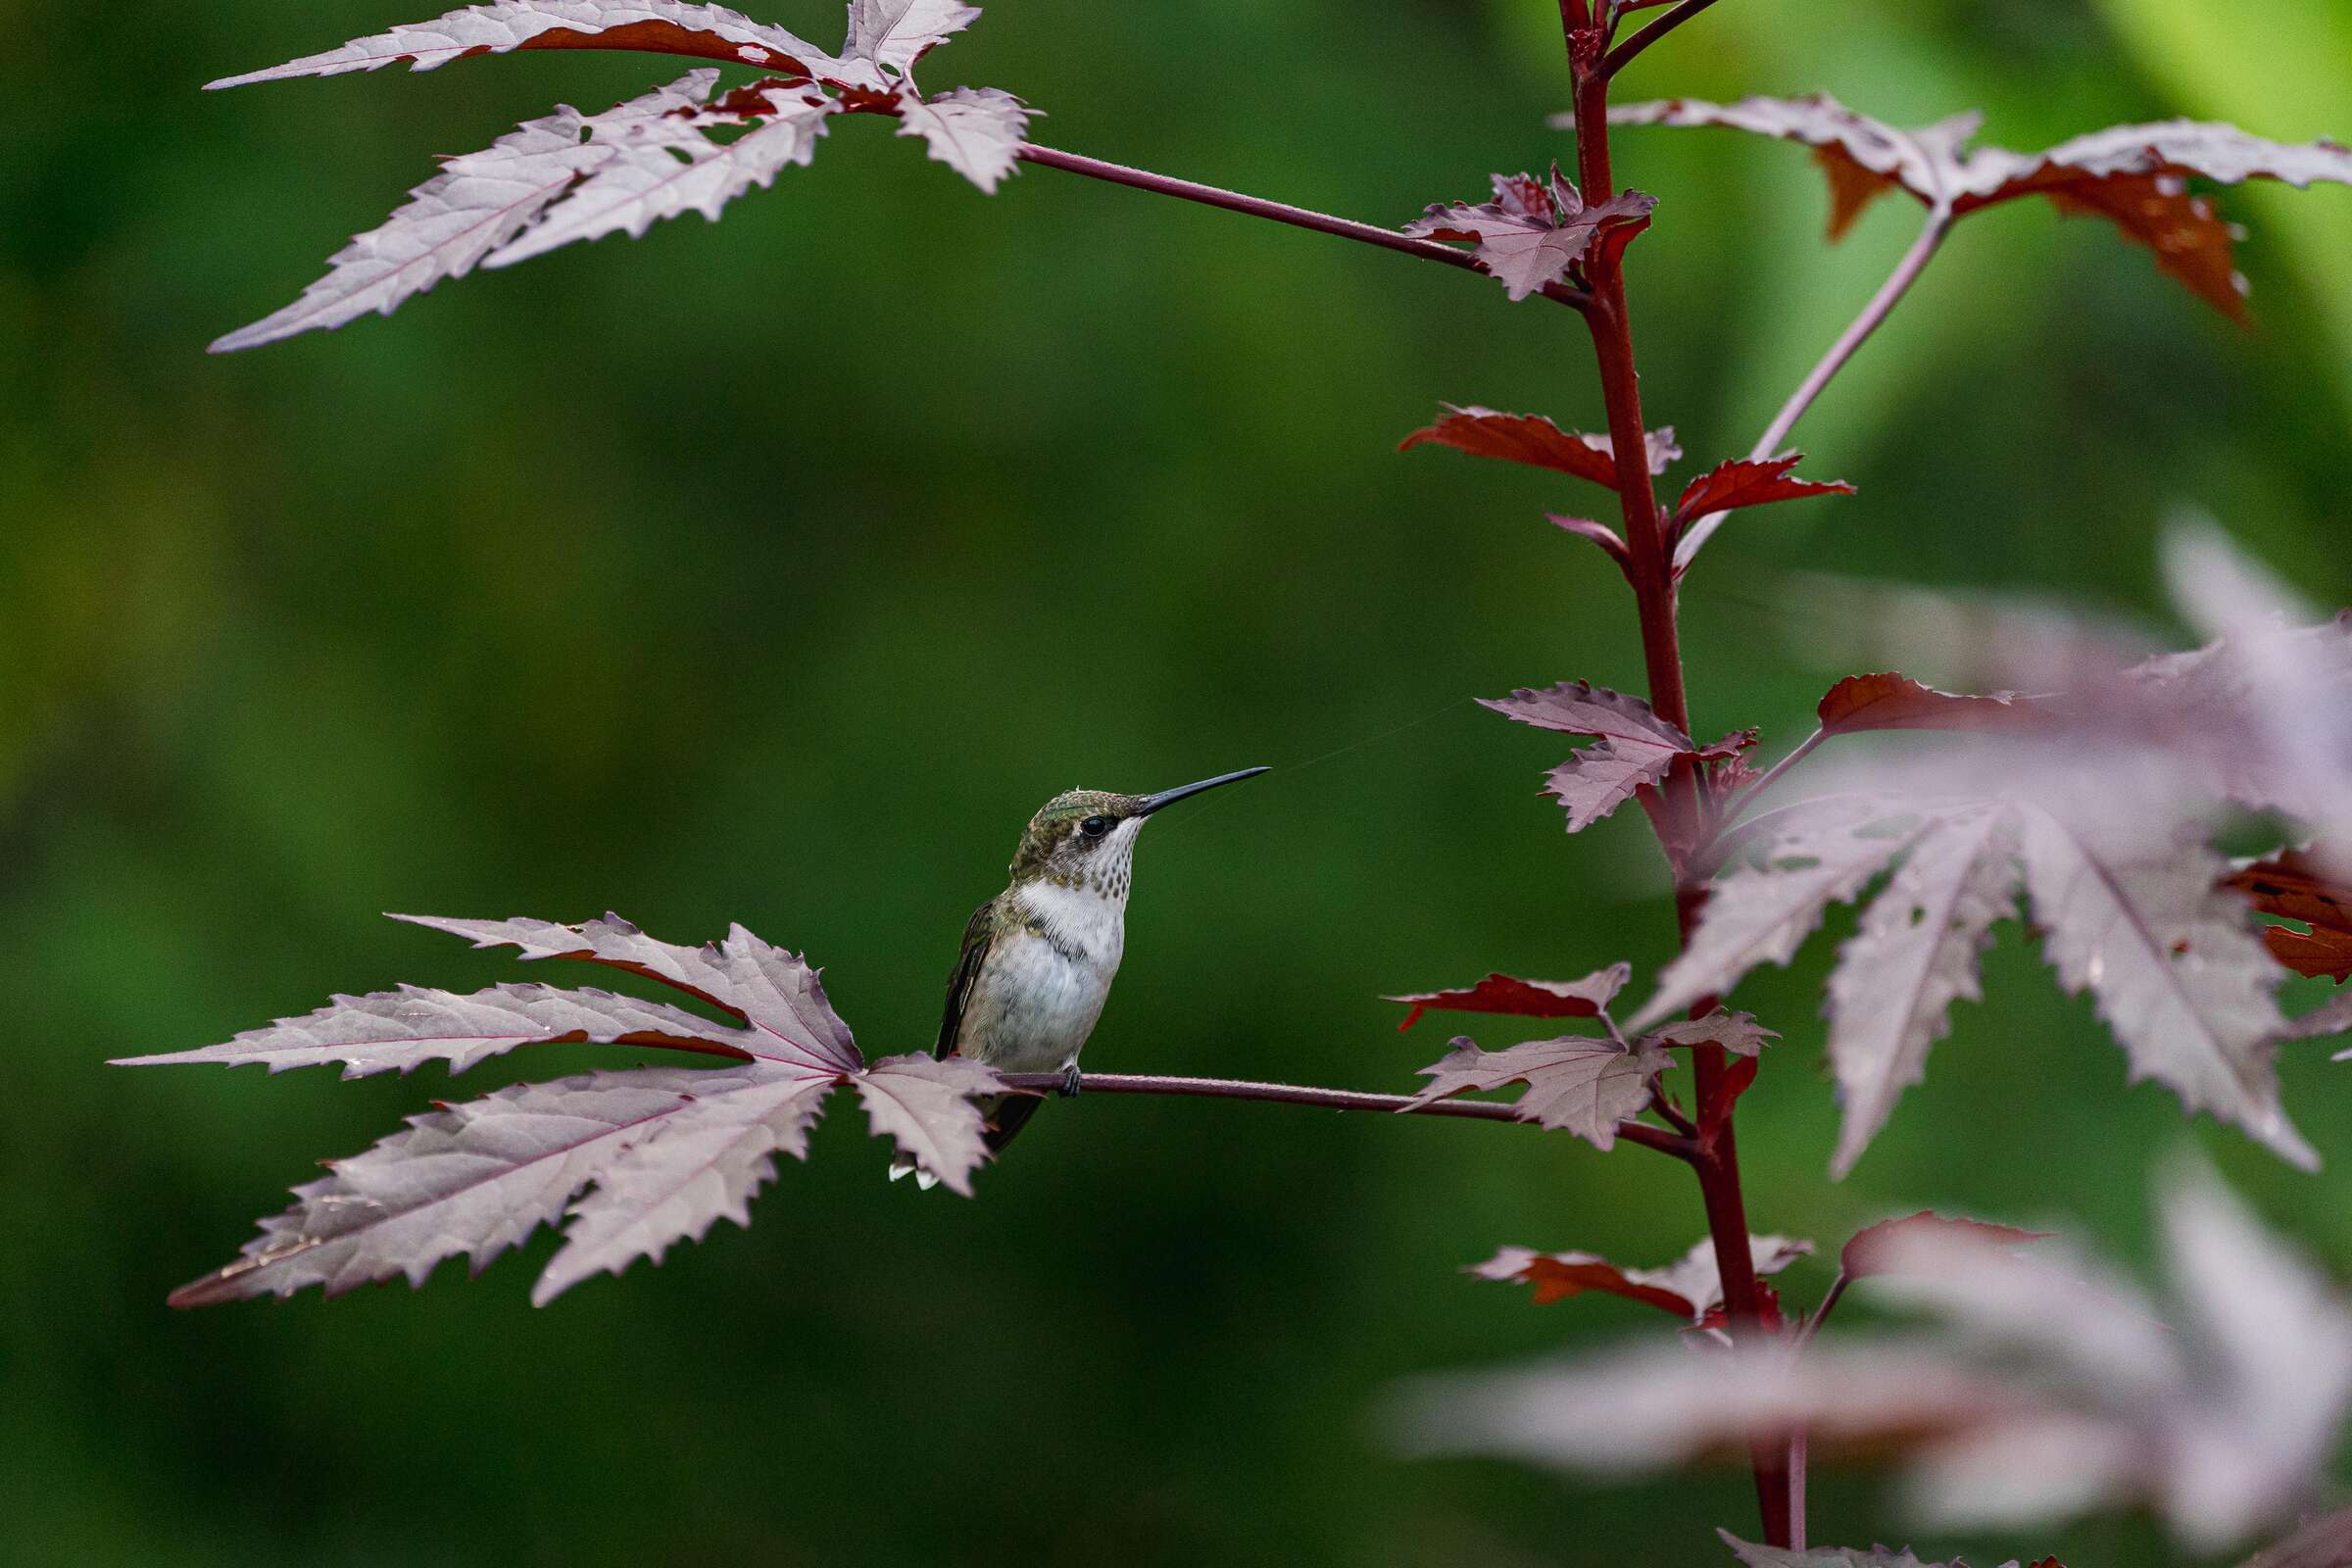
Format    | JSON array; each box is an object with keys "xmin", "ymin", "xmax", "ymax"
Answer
[
  {"xmin": 1015, "ymin": 144, "xmax": 1592, "ymax": 313},
  {"xmin": 996, "ymin": 1071, "xmax": 1694, "ymax": 1159},
  {"xmin": 1564, "ymin": 6, "xmax": 1795, "ymax": 1546}
]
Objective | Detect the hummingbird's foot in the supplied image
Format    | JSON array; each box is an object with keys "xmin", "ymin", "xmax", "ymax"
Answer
[{"xmin": 1058, "ymin": 1061, "xmax": 1083, "ymax": 1099}]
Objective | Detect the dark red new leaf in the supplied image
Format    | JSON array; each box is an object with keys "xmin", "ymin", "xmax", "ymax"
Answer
[
  {"xmin": 1470, "ymin": 1235, "xmax": 1812, "ymax": 1322},
  {"xmin": 2228, "ymin": 851, "xmax": 2352, "ymax": 982},
  {"xmin": 1385, "ymin": 961, "xmax": 1631, "ymax": 1030},
  {"xmin": 1817, "ymin": 671, "xmax": 2059, "ymax": 736},
  {"xmin": 1398, "ymin": 405, "xmax": 1678, "ymax": 488},
  {"xmin": 1672, "ymin": 454, "xmax": 1853, "ymax": 523},
  {"xmin": 1839, "ymin": 1210, "xmax": 2052, "ymax": 1281}
]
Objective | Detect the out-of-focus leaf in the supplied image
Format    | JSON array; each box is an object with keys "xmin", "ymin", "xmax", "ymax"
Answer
[
  {"xmin": 1840, "ymin": 1212, "xmax": 2051, "ymax": 1281},
  {"xmin": 1403, "ymin": 1033, "xmax": 1670, "ymax": 1151},
  {"xmin": 1401, "ymin": 1162, "xmax": 2352, "ymax": 1551},
  {"xmin": 1631, "ymin": 800, "xmax": 1934, "ymax": 1031},
  {"xmin": 2017, "ymin": 807, "xmax": 2314, "ymax": 1170},
  {"xmin": 1482, "ymin": 681, "xmax": 1720, "ymax": 833},
  {"xmin": 2229, "ymin": 851, "xmax": 2352, "ymax": 982},
  {"xmin": 1405, "ymin": 166, "xmax": 1657, "ymax": 300},
  {"xmin": 1816, "ymin": 673, "xmax": 2058, "ymax": 737},
  {"xmin": 1609, "ymin": 94, "xmax": 2352, "ymax": 322},
  {"xmin": 1643, "ymin": 1010, "xmax": 1778, "ymax": 1056},
  {"xmin": 1397, "ymin": 405, "xmax": 1678, "ymax": 487},
  {"xmin": 1826, "ymin": 808, "xmax": 2018, "ymax": 1176},
  {"xmin": 1672, "ymin": 455, "xmax": 1854, "ymax": 523},
  {"xmin": 1383, "ymin": 961, "xmax": 1630, "ymax": 1030},
  {"xmin": 896, "ymin": 86, "xmax": 1031, "ymax": 193},
  {"xmin": 1471, "ymin": 1234, "xmax": 1811, "ymax": 1321},
  {"xmin": 2234, "ymin": 1507, "xmax": 2352, "ymax": 1568},
  {"xmin": 205, "ymin": 0, "xmax": 857, "ymax": 91},
  {"xmin": 1719, "ymin": 1539, "xmax": 1990, "ymax": 1568}
]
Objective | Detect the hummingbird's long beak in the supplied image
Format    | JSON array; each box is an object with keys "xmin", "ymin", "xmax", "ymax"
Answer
[{"xmin": 1135, "ymin": 766, "xmax": 1270, "ymax": 815}]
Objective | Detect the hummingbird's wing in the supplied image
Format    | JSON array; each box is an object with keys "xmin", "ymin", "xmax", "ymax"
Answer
[{"xmin": 934, "ymin": 895, "xmax": 1000, "ymax": 1059}]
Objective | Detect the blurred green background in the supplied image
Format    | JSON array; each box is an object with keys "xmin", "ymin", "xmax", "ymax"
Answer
[{"xmin": 7, "ymin": 1, "xmax": 2351, "ymax": 1562}]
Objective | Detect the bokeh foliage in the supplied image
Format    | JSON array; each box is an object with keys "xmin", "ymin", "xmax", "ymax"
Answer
[{"xmin": 5, "ymin": 1, "xmax": 2350, "ymax": 1562}]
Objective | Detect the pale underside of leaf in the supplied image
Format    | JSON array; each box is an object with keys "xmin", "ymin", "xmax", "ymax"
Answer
[
  {"xmin": 1630, "ymin": 807, "xmax": 1935, "ymax": 1032},
  {"xmin": 1406, "ymin": 1035, "xmax": 1670, "ymax": 1150},
  {"xmin": 110, "ymin": 980, "xmax": 754, "ymax": 1078},
  {"xmin": 845, "ymin": 0, "xmax": 980, "ymax": 78},
  {"xmin": 171, "ymin": 1065, "xmax": 804, "ymax": 1306},
  {"xmin": 2016, "ymin": 807, "xmax": 2313, "ymax": 1169},
  {"xmin": 206, "ymin": 1, "xmax": 865, "ymax": 92},
  {"xmin": 395, "ymin": 909, "xmax": 861, "ymax": 1074},
  {"xmin": 485, "ymin": 79, "xmax": 838, "ymax": 269},
  {"xmin": 1827, "ymin": 808, "xmax": 2020, "ymax": 1178},
  {"xmin": 1718, "ymin": 1535, "xmax": 1966, "ymax": 1568},
  {"xmin": 531, "ymin": 1069, "xmax": 835, "ymax": 1303},
  {"xmin": 1645, "ymin": 1010, "xmax": 1778, "ymax": 1056},
  {"xmin": 896, "ymin": 87, "xmax": 1031, "ymax": 194},
  {"xmin": 854, "ymin": 1053, "xmax": 1003, "ymax": 1196}
]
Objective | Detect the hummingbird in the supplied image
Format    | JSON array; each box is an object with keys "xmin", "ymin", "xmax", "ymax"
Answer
[{"xmin": 890, "ymin": 765, "xmax": 1270, "ymax": 1187}]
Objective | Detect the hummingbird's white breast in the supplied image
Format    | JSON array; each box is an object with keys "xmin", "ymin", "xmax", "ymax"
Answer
[{"xmin": 956, "ymin": 821, "xmax": 1140, "ymax": 1074}]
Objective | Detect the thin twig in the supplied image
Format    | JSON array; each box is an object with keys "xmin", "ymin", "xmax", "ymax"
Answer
[
  {"xmin": 996, "ymin": 1071, "xmax": 1694, "ymax": 1159},
  {"xmin": 1723, "ymin": 724, "xmax": 1827, "ymax": 821},
  {"xmin": 1791, "ymin": 1269, "xmax": 1852, "ymax": 1349},
  {"xmin": 1647, "ymin": 1078, "xmax": 1698, "ymax": 1138},
  {"xmin": 1015, "ymin": 144, "xmax": 1592, "ymax": 314},
  {"xmin": 1601, "ymin": 0, "xmax": 1724, "ymax": 77},
  {"xmin": 1675, "ymin": 209, "xmax": 1952, "ymax": 570}
]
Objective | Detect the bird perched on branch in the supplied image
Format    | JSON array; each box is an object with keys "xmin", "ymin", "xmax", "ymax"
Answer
[{"xmin": 892, "ymin": 767, "xmax": 1269, "ymax": 1187}]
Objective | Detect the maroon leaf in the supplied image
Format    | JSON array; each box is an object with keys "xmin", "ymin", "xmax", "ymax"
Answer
[
  {"xmin": 1469, "ymin": 1234, "xmax": 1812, "ymax": 1320},
  {"xmin": 2227, "ymin": 851, "xmax": 2352, "ymax": 982},
  {"xmin": 1840, "ymin": 1211, "xmax": 2052, "ymax": 1280},
  {"xmin": 1700, "ymin": 1054, "xmax": 1759, "ymax": 1147},
  {"xmin": 1398, "ymin": 404, "xmax": 1678, "ymax": 487},
  {"xmin": 1385, "ymin": 961, "xmax": 1631, "ymax": 1030},
  {"xmin": 1406, "ymin": 165, "xmax": 1658, "ymax": 301},
  {"xmin": 1672, "ymin": 454, "xmax": 1854, "ymax": 522},
  {"xmin": 1612, "ymin": 94, "xmax": 2352, "ymax": 323},
  {"xmin": 1404, "ymin": 1032, "xmax": 1670, "ymax": 1150},
  {"xmin": 1482, "ymin": 681, "xmax": 1703, "ymax": 832},
  {"xmin": 1816, "ymin": 671, "xmax": 2059, "ymax": 736}
]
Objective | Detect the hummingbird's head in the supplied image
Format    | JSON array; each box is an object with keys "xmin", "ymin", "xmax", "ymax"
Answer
[{"xmin": 1007, "ymin": 767, "xmax": 1270, "ymax": 895}]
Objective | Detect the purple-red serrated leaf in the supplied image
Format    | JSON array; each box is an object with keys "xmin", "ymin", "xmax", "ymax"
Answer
[
  {"xmin": 843, "ymin": 0, "xmax": 979, "ymax": 77},
  {"xmin": 1398, "ymin": 405, "xmax": 1678, "ymax": 487},
  {"xmin": 1631, "ymin": 800, "xmax": 1937, "ymax": 1031},
  {"xmin": 2017, "ymin": 807, "xmax": 2314, "ymax": 1170},
  {"xmin": 854, "ymin": 1053, "xmax": 1002, "ymax": 1196},
  {"xmin": 896, "ymin": 86, "xmax": 1030, "ymax": 193},
  {"xmin": 1406, "ymin": 167, "xmax": 1658, "ymax": 301},
  {"xmin": 206, "ymin": 0, "xmax": 862, "ymax": 92},
  {"xmin": 109, "ymin": 981, "xmax": 757, "ymax": 1078},
  {"xmin": 1673, "ymin": 455, "xmax": 1854, "ymax": 522},
  {"xmin": 1384, "ymin": 961, "xmax": 1630, "ymax": 1031},
  {"xmin": 1404, "ymin": 1033, "xmax": 1669, "ymax": 1150},
  {"xmin": 1484, "ymin": 680, "xmax": 1696, "ymax": 833},
  {"xmin": 2233, "ymin": 848, "xmax": 2352, "ymax": 981},
  {"xmin": 1817, "ymin": 671, "xmax": 2059, "ymax": 736},
  {"xmin": 1472, "ymin": 1234, "xmax": 1811, "ymax": 1321},
  {"xmin": 482, "ymin": 70, "xmax": 836, "ymax": 270},
  {"xmin": 395, "ymin": 910, "xmax": 861, "ymax": 1074},
  {"xmin": 167, "ymin": 1063, "xmax": 817, "ymax": 1306},
  {"xmin": 530, "ymin": 1068, "xmax": 835, "ymax": 1303},
  {"xmin": 1827, "ymin": 808, "xmax": 2020, "ymax": 1177},
  {"xmin": 1840, "ymin": 1211, "xmax": 2051, "ymax": 1281},
  {"xmin": 1611, "ymin": 94, "xmax": 2352, "ymax": 323},
  {"xmin": 1645, "ymin": 1010, "xmax": 1778, "ymax": 1056}
]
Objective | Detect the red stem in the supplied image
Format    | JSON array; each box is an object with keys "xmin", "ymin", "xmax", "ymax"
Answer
[
  {"xmin": 1567, "ymin": 33, "xmax": 1793, "ymax": 1548},
  {"xmin": 995, "ymin": 1071, "xmax": 1693, "ymax": 1159},
  {"xmin": 1015, "ymin": 144, "xmax": 1592, "ymax": 314}
]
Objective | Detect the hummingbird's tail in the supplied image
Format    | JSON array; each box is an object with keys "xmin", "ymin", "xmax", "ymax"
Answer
[{"xmin": 887, "ymin": 1092, "xmax": 1045, "ymax": 1189}]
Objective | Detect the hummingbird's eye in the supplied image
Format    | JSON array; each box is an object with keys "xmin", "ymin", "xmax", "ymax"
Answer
[{"xmin": 1079, "ymin": 814, "xmax": 1114, "ymax": 838}]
